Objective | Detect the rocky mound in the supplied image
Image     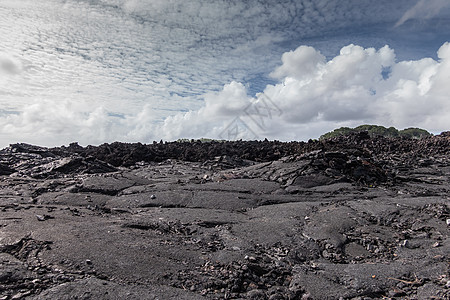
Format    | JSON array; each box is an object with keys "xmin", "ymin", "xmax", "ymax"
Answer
[{"xmin": 67, "ymin": 131, "xmax": 449, "ymax": 167}]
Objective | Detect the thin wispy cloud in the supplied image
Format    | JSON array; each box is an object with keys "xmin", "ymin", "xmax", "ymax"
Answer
[{"xmin": 395, "ymin": 0, "xmax": 450, "ymax": 27}]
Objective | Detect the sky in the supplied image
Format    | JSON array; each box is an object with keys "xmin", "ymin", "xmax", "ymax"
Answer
[{"xmin": 0, "ymin": 0, "xmax": 449, "ymax": 147}]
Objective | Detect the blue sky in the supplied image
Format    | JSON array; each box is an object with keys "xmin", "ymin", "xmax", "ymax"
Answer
[{"xmin": 1, "ymin": 0, "xmax": 449, "ymax": 146}]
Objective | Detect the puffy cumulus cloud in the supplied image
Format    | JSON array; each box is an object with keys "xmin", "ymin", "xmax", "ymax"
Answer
[
  {"xmin": 158, "ymin": 82, "xmax": 253, "ymax": 140},
  {"xmin": 0, "ymin": 97, "xmax": 173, "ymax": 148},
  {"xmin": 270, "ymin": 46, "xmax": 326, "ymax": 81},
  {"xmin": 438, "ymin": 42, "xmax": 450, "ymax": 59},
  {"xmin": 156, "ymin": 43, "xmax": 450, "ymax": 141},
  {"xmin": 0, "ymin": 100, "xmax": 119, "ymax": 147},
  {"xmin": 0, "ymin": 81, "xmax": 253, "ymax": 147},
  {"xmin": 395, "ymin": 0, "xmax": 450, "ymax": 27},
  {"xmin": 262, "ymin": 44, "xmax": 397, "ymax": 125}
]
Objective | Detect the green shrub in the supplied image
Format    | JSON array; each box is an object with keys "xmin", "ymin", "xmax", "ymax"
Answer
[{"xmin": 319, "ymin": 125, "xmax": 431, "ymax": 140}]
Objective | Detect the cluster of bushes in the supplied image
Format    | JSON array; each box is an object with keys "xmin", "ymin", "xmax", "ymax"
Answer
[{"xmin": 319, "ymin": 125, "xmax": 431, "ymax": 140}]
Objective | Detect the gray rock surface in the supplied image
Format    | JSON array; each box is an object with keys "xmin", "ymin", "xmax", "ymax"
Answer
[{"xmin": 0, "ymin": 135, "xmax": 449, "ymax": 299}]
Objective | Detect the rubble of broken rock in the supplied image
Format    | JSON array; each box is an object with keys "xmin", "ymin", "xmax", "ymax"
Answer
[{"xmin": 0, "ymin": 132, "xmax": 449, "ymax": 299}]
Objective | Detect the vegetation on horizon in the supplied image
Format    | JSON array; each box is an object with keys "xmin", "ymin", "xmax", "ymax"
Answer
[
  {"xmin": 319, "ymin": 125, "xmax": 432, "ymax": 140},
  {"xmin": 172, "ymin": 125, "xmax": 432, "ymax": 143},
  {"xmin": 175, "ymin": 138, "xmax": 226, "ymax": 143}
]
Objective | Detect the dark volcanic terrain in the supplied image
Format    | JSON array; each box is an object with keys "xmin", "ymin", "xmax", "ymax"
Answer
[{"xmin": 0, "ymin": 132, "xmax": 449, "ymax": 299}]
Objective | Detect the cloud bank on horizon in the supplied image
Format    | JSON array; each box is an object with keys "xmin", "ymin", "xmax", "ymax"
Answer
[
  {"xmin": 0, "ymin": 0, "xmax": 450, "ymax": 147},
  {"xmin": 2, "ymin": 42, "xmax": 450, "ymax": 147}
]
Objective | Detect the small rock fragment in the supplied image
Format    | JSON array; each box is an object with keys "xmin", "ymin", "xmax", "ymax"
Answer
[
  {"xmin": 36, "ymin": 214, "xmax": 53, "ymax": 221},
  {"xmin": 36, "ymin": 214, "xmax": 46, "ymax": 221},
  {"xmin": 388, "ymin": 288, "xmax": 406, "ymax": 297},
  {"xmin": 247, "ymin": 289, "xmax": 265, "ymax": 299},
  {"xmin": 11, "ymin": 291, "xmax": 31, "ymax": 299},
  {"xmin": 399, "ymin": 240, "xmax": 409, "ymax": 248},
  {"xmin": 244, "ymin": 255, "xmax": 257, "ymax": 262}
]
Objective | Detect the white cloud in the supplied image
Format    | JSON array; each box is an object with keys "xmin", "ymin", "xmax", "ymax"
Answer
[
  {"xmin": 0, "ymin": 53, "xmax": 23, "ymax": 75},
  {"xmin": 0, "ymin": 100, "xmax": 114, "ymax": 146},
  {"xmin": 1, "ymin": 42, "xmax": 449, "ymax": 148},
  {"xmin": 158, "ymin": 81, "xmax": 253, "ymax": 140},
  {"xmin": 395, "ymin": 0, "xmax": 450, "ymax": 27},
  {"xmin": 155, "ymin": 42, "xmax": 450, "ymax": 142},
  {"xmin": 270, "ymin": 46, "xmax": 326, "ymax": 81}
]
